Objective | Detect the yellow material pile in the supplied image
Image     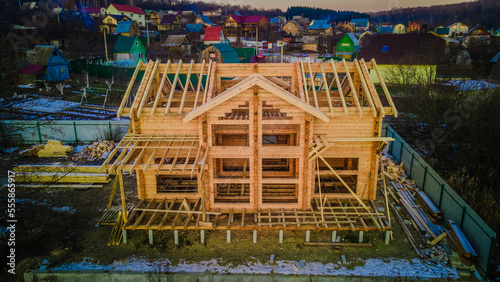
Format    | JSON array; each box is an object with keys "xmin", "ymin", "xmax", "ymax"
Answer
[
  {"xmin": 74, "ymin": 140, "xmax": 115, "ymax": 162},
  {"xmin": 37, "ymin": 140, "xmax": 73, "ymax": 158},
  {"xmin": 381, "ymin": 155, "xmax": 406, "ymax": 181},
  {"xmin": 19, "ymin": 144, "xmax": 45, "ymax": 157}
]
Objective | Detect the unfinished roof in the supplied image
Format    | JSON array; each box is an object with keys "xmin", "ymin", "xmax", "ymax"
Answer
[{"xmin": 116, "ymin": 60, "xmax": 397, "ymax": 121}]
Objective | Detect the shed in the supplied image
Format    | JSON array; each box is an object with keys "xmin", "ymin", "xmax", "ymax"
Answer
[
  {"xmin": 20, "ymin": 45, "xmax": 69, "ymax": 82},
  {"xmin": 112, "ymin": 36, "xmax": 146, "ymax": 63},
  {"xmin": 200, "ymin": 43, "xmax": 240, "ymax": 63},
  {"xmin": 336, "ymin": 33, "xmax": 359, "ymax": 61},
  {"xmin": 308, "ymin": 20, "xmax": 333, "ymax": 36},
  {"xmin": 163, "ymin": 35, "xmax": 192, "ymax": 55}
]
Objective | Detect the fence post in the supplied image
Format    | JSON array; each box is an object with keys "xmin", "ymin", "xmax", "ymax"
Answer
[
  {"xmin": 438, "ymin": 183, "xmax": 445, "ymax": 209},
  {"xmin": 73, "ymin": 122, "xmax": 78, "ymax": 143},
  {"xmin": 409, "ymin": 152, "xmax": 414, "ymax": 178},
  {"xmin": 399, "ymin": 139, "xmax": 404, "ymax": 163},
  {"xmin": 460, "ymin": 206, "xmax": 467, "ymax": 229},
  {"xmin": 390, "ymin": 131, "xmax": 395, "ymax": 155},
  {"xmin": 422, "ymin": 166, "xmax": 428, "ymax": 192},
  {"xmin": 108, "ymin": 121, "xmax": 113, "ymax": 140},
  {"xmin": 36, "ymin": 121, "xmax": 42, "ymax": 143}
]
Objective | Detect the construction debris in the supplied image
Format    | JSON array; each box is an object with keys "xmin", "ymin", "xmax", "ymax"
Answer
[
  {"xmin": 74, "ymin": 140, "xmax": 115, "ymax": 162},
  {"xmin": 14, "ymin": 165, "xmax": 110, "ymax": 184},
  {"xmin": 37, "ymin": 140, "xmax": 72, "ymax": 158},
  {"xmin": 19, "ymin": 144, "xmax": 44, "ymax": 157},
  {"xmin": 380, "ymin": 154, "xmax": 478, "ymax": 277}
]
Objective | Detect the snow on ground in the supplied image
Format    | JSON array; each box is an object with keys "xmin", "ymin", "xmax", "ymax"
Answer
[
  {"xmin": 18, "ymin": 84, "xmax": 35, "ymax": 88},
  {"xmin": 3, "ymin": 147, "xmax": 19, "ymax": 153},
  {"xmin": 73, "ymin": 145, "xmax": 87, "ymax": 153},
  {"xmin": 11, "ymin": 98, "xmax": 80, "ymax": 113},
  {"xmin": 443, "ymin": 80, "xmax": 500, "ymax": 91},
  {"xmin": 46, "ymin": 257, "xmax": 458, "ymax": 279},
  {"xmin": 18, "ymin": 199, "xmax": 76, "ymax": 214}
]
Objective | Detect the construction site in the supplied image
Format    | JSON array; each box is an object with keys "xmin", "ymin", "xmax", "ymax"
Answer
[{"xmin": 4, "ymin": 61, "xmax": 493, "ymax": 281}]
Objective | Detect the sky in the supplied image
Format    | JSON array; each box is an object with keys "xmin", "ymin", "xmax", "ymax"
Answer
[{"xmin": 213, "ymin": 0, "xmax": 476, "ymax": 12}]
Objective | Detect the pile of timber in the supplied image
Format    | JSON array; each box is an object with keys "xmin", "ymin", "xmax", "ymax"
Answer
[
  {"xmin": 107, "ymin": 211, "xmax": 124, "ymax": 246},
  {"xmin": 13, "ymin": 165, "xmax": 110, "ymax": 184},
  {"xmin": 74, "ymin": 140, "xmax": 115, "ymax": 162},
  {"xmin": 381, "ymin": 154, "xmax": 478, "ymax": 276},
  {"xmin": 37, "ymin": 140, "xmax": 73, "ymax": 158},
  {"xmin": 19, "ymin": 140, "xmax": 72, "ymax": 158}
]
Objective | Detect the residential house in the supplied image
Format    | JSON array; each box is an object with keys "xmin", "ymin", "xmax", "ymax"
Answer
[
  {"xmin": 302, "ymin": 35, "xmax": 319, "ymax": 52},
  {"xmin": 204, "ymin": 26, "xmax": 225, "ymax": 45},
  {"xmin": 112, "ymin": 36, "xmax": 146, "ymax": 63},
  {"xmin": 464, "ymin": 24, "xmax": 490, "ymax": 44},
  {"xmin": 80, "ymin": 7, "xmax": 105, "ymax": 18},
  {"xmin": 350, "ymin": 18, "xmax": 369, "ymax": 31},
  {"xmin": 106, "ymin": 4, "xmax": 146, "ymax": 27},
  {"xmin": 393, "ymin": 23, "xmax": 406, "ymax": 34},
  {"xmin": 358, "ymin": 30, "xmax": 376, "ymax": 47},
  {"xmin": 378, "ymin": 26, "xmax": 394, "ymax": 34},
  {"xmin": 282, "ymin": 21, "xmax": 303, "ymax": 36},
  {"xmin": 100, "ymin": 15, "xmax": 131, "ymax": 33},
  {"xmin": 149, "ymin": 11, "xmax": 164, "ymax": 25},
  {"xmin": 434, "ymin": 27, "xmax": 449, "ymax": 38},
  {"xmin": 51, "ymin": 0, "xmax": 77, "ymax": 12},
  {"xmin": 196, "ymin": 14, "xmax": 215, "ymax": 27},
  {"xmin": 186, "ymin": 23, "xmax": 205, "ymax": 33},
  {"xmin": 224, "ymin": 14, "xmax": 268, "ymax": 42},
  {"xmin": 158, "ymin": 14, "xmax": 181, "ymax": 31},
  {"xmin": 408, "ymin": 21, "xmax": 423, "ymax": 32},
  {"xmin": 199, "ymin": 43, "xmax": 240, "ymax": 63},
  {"xmin": 116, "ymin": 21, "xmax": 141, "ymax": 37},
  {"xmin": 20, "ymin": 45, "xmax": 69, "ymax": 82},
  {"xmin": 202, "ymin": 8, "xmax": 222, "ymax": 17},
  {"xmin": 448, "ymin": 22, "xmax": 468, "ymax": 38},
  {"xmin": 163, "ymin": 35, "xmax": 192, "ymax": 55},
  {"xmin": 292, "ymin": 16, "xmax": 310, "ymax": 28},
  {"xmin": 335, "ymin": 33, "xmax": 360, "ymax": 61},
  {"xmin": 270, "ymin": 17, "xmax": 286, "ymax": 29},
  {"xmin": 360, "ymin": 33, "xmax": 445, "ymax": 83},
  {"xmin": 308, "ymin": 20, "xmax": 333, "ymax": 36}
]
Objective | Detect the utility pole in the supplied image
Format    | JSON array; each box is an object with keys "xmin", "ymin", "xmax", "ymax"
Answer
[
  {"xmin": 256, "ymin": 26, "xmax": 258, "ymax": 56},
  {"xmin": 146, "ymin": 21, "xmax": 150, "ymax": 47},
  {"xmin": 103, "ymin": 29, "xmax": 109, "ymax": 65}
]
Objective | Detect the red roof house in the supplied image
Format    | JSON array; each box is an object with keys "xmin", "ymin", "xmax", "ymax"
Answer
[{"xmin": 204, "ymin": 26, "xmax": 225, "ymax": 44}]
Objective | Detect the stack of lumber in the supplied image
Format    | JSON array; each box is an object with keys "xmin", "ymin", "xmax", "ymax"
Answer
[
  {"xmin": 74, "ymin": 140, "xmax": 115, "ymax": 162},
  {"xmin": 415, "ymin": 190, "xmax": 442, "ymax": 224},
  {"xmin": 391, "ymin": 182, "xmax": 443, "ymax": 239},
  {"xmin": 37, "ymin": 140, "xmax": 73, "ymax": 158},
  {"xmin": 13, "ymin": 165, "xmax": 110, "ymax": 183},
  {"xmin": 446, "ymin": 220, "xmax": 478, "ymax": 266},
  {"xmin": 19, "ymin": 144, "xmax": 44, "ymax": 157}
]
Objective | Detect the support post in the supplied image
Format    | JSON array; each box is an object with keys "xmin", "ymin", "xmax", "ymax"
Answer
[
  {"xmin": 359, "ymin": 231, "xmax": 364, "ymax": 243},
  {"xmin": 279, "ymin": 230, "xmax": 283, "ymax": 244},
  {"xmin": 253, "ymin": 230, "xmax": 257, "ymax": 244},
  {"xmin": 385, "ymin": 231, "xmax": 391, "ymax": 245},
  {"xmin": 200, "ymin": 230, "xmax": 205, "ymax": 244},
  {"xmin": 305, "ymin": 230, "xmax": 311, "ymax": 243},
  {"xmin": 174, "ymin": 230, "xmax": 179, "ymax": 246},
  {"xmin": 331, "ymin": 231, "xmax": 337, "ymax": 243},
  {"xmin": 149, "ymin": 230, "xmax": 153, "ymax": 244},
  {"xmin": 122, "ymin": 230, "xmax": 127, "ymax": 244},
  {"xmin": 118, "ymin": 172, "xmax": 128, "ymax": 223},
  {"xmin": 227, "ymin": 230, "xmax": 231, "ymax": 243},
  {"xmin": 254, "ymin": 213, "xmax": 258, "ymax": 223}
]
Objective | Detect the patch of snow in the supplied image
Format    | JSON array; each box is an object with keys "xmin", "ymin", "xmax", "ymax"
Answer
[
  {"xmin": 18, "ymin": 199, "xmax": 76, "ymax": 214},
  {"xmin": 46, "ymin": 257, "xmax": 459, "ymax": 279},
  {"xmin": 11, "ymin": 98, "xmax": 80, "ymax": 113},
  {"xmin": 106, "ymin": 60, "xmax": 138, "ymax": 68},
  {"xmin": 73, "ymin": 145, "xmax": 87, "ymax": 153},
  {"xmin": 3, "ymin": 147, "xmax": 19, "ymax": 153},
  {"xmin": 443, "ymin": 80, "xmax": 500, "ymax": 91},
  {"xmin": 18, "ymin": 84, "xmax": 35, "ymax": 88}
]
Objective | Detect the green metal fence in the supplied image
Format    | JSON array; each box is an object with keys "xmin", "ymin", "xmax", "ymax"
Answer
[{"xmin": 382, "ymin": 125, "xmax": 496, "ymax": 277}]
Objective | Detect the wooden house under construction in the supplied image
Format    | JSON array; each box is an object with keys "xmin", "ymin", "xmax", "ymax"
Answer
[{"xmin": 101, "ymin": 59, "xmax": 398, "ymax": 236}]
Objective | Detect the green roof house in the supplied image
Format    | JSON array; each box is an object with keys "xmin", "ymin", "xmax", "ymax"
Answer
[
  {"xmin": 335, "ymin": 33, "xmax": 360, "ymax": 61},
  {"xmin": 112, "ymin": 36, "xmax": 146, "ymax": 63}
]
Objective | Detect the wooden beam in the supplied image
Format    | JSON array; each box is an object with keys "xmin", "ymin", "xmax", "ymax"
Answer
[
  {"xmin": 307, "ymin": 58, "xmax": 319, "ymax": 109},
  {"xmin": 179, "ymin": 60, "xmax": 194, "ymax": 113},
  {"xmin": 165, "ymin": 61, "xmax": 183, "ymax": 114},
  {"xmin": 342, "ymin": 59, "xmax": 363, "ymax": 117},
  {"xmin": 299, "ymin": 60, "xmax": 310, "ymax": 104},
  {"xmin": 118, "ymin": 171, "xmax": 128, "ymax": 223},
  {"xmin": 151, "ymin": 60, "xmax": 171, "ymax": 116},
  {"xmin": 330, "ymin": 60, "xmax": 348, "ymax": 113},
  {"xmin": 117, "ymin": 60, "xmax": 142, "ymax": 118},
  {"xmin": 137, "ymin": 59, "xmax": 160, "ymax": 116},
  {"xmin": 319, "ymin": 62, "xmax": 334, "ymax": 114},
  {"xmin": 371, "ymin": 59, "xmax": 398, "ymax": 117},
  {"xmin": 193, "ymin": 60, "xmax": 206, "ymax": 109},
  {"xmin": 360, "ymin": 59, "xmax": 385, "ymax": 116},
  {"xmin": 203, "ymin": 60, "xmax": 213, "ymax": 104},
  {"xmin": 353, "ymin": 59, "xmax": 377, "ymax": 117}
]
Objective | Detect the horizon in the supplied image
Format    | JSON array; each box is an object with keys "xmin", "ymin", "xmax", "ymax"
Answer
[{"xmin": 208, "ymin": 0, "xmax": 477, "ymax": 13}]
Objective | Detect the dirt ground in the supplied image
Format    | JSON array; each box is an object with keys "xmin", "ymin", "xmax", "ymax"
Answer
[{"xmin": 0, "ymin": 150, "xmax": 456, "ymax": 282}]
